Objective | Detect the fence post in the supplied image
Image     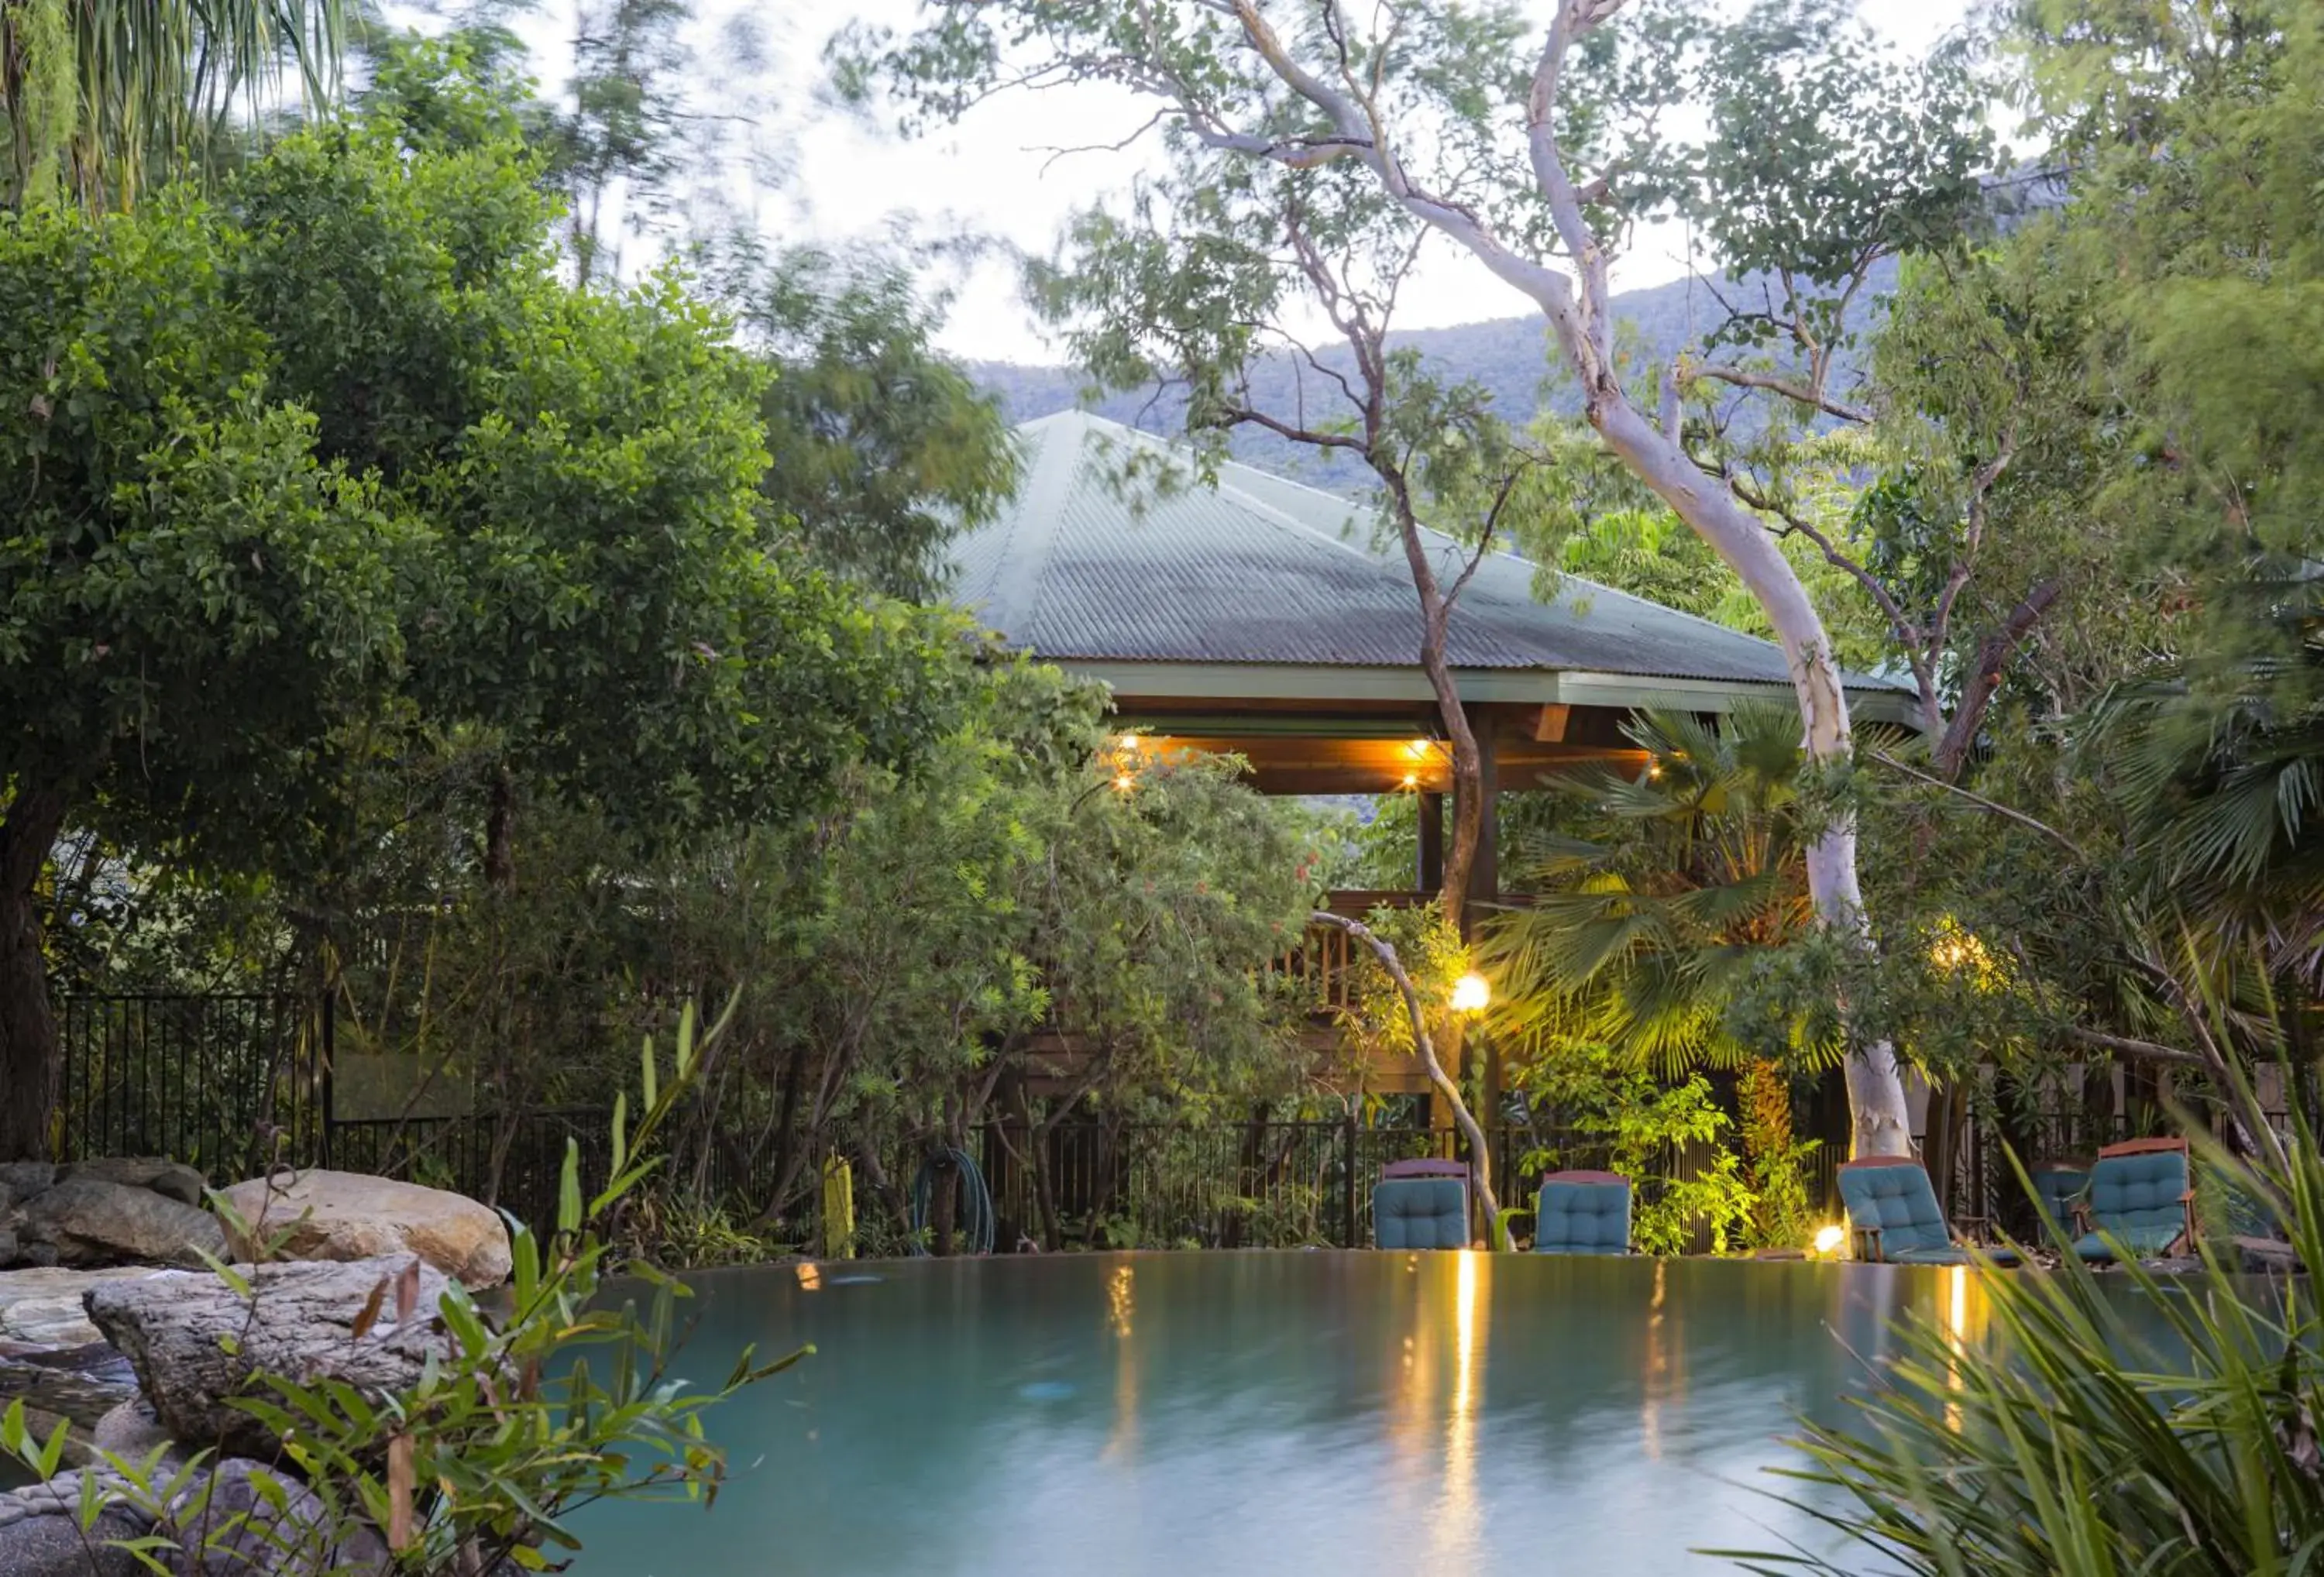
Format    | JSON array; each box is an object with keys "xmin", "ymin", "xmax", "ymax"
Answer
[
  {"xmin": 1341, "ymin": 1111, "xmax": 1359, "ymax": 1248},
  {"xmin": 318, "ymin": 990, "xmax": 336, "ymax": 1172}
]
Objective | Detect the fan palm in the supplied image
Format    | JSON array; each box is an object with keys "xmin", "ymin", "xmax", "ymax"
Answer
[
  {"xmin": 1480, "ymin": 703, "xmax": 1823, "ymax": 1077},
  {"xmin": 1, "ymin": 0, "xmax": 345, "ymax": 208},
  {"xmin": 2086, "ymin": 563, "xmax": 2324, "ymax": 988}
]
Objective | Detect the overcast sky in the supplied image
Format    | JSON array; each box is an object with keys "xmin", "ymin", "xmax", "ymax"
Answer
[{"xmin": 528, "ymin": 0, "xmax": 1982, "ymax": 364}]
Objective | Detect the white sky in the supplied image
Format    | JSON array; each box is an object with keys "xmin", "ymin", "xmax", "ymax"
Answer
[{"xmin": 511, "ymin": 0, "xmax": 1982, "ymax": 363}]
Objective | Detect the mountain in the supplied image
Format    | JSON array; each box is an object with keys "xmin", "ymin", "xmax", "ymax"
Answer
[{"xmin": 966, "ymin": 264, "xmax": 1893, "ymax": 489}]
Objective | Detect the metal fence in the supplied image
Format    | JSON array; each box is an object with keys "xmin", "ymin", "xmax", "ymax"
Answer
[
  {"xmin": 52, "ymin": 991, "xmax": 1839, "ymax": 1249},
  {"xmin": 56, "ymin": 992, "xmax": 327, "ymax": 1180}
]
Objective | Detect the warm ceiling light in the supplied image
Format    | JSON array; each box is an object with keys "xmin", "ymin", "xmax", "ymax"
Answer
[
  {"xmin": 1400, "ymin": 771, "xmax": 1418, "ymax": 788},
  {"xmin": 1406, "ymin": 739, "xmax": 1432, "ymax": 758},
  {"xmin": 1450, "ymin": 973, "xmax": 1490, "ymax": 1013}
]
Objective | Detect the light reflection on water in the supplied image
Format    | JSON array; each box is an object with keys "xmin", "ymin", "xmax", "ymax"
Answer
[{"xmin": 571, "ymin": 1252, "xmax": 1991, "ymax": 1575}]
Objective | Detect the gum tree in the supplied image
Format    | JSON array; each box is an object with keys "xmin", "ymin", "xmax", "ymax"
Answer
[{"xmin": 846, "ymin": 0, "xmax": 1985, "ymax": 1153}]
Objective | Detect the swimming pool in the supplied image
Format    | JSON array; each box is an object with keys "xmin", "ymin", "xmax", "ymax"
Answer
[{"xmin": 571, "ymin": 1251, "xmax": 1992, "ymax": 1575}]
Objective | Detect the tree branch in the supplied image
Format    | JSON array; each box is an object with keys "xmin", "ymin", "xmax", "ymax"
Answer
[
  {"xmin": 1690, "ymin": 363, "xmax": 1874, "ymax": 425},
  {"xmin": 1931, "ymin": 577, "xmax": 2061, "ymax": 780},
  {"xmin": 1867, "ymin": 747, "xmax": 2085, "ymax": 857},
  {"xmin": 1308, "ymin": 910, "xmax": 1503, "ymax": 1235}
]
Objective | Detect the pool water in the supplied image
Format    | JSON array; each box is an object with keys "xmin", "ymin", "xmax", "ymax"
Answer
[{"xmin": 571, "ymin": 1251, "xmax": 1992, "ymax": 1575}]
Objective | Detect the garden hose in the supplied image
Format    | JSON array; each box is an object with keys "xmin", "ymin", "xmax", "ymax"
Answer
[{"xmin": 908, "ymin": 1146, "xmax": 995, "ymax": 1256}]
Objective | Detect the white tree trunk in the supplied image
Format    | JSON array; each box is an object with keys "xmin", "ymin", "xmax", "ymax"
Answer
[{"xmin": 1589, "ymin": 398, "xmax": 1914, "ymax": 1158}]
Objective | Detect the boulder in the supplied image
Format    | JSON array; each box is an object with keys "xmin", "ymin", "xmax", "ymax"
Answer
[
  {"xmin": 84, "ymin": 1256, "xmax": 457, "ymax": 1461},
  {"xmin": 58, "ymin": 1158, "xmax": 208, "ymax": 1208},
  {"xmin": 0, "ymin": 1342, "xmax": 141, "ymax": 1429},
  {"xmin": 0, "ymin": 1469, "xmax": 152, "ymax": 1576},
  {"xmin": 169, "ymin": 1458, "xmax": 390, "ymax": 1576},
  {"xmin": 0, "ymin": 1161, "xmax": 55, "ymax": 1201},
  {"xmin": 216, "ymin": 1170, "xmax": 511, "ymax": 1290},
  {"xmin": 91, "ymin": 1399, "xmax": 178, "ymax": 1465},
  {"xmin": 0, "ymin": 1266, "xmax": 172, "ymax": 1347},
  {"xmin": 15, "ymin": 1177, "xmax": 227, "ymax": 1268}
]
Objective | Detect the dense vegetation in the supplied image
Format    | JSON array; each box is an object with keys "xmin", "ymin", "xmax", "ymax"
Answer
[{"xmin": 5, "ymin": 0, "xmax": 2324, "ymax": 1567}]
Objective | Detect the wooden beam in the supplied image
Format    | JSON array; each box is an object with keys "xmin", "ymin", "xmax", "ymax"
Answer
[
  {"xmin": 1471, "ymin": 723, "xmax": 1499, "ymax": 910},
  {"xmin": 1532, "ymin": 703, "xmax": 1570, "ymax": 742},
  {"xmin": 1417, "ymin": 793, "xmax": 1444, "ymax": 893}
]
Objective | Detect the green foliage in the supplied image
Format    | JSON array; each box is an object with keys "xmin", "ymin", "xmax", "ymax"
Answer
[
  {"xmin": 1481, "ymin": 705, "xmax": 1824, "ymax": 1077},
  {"xmin": 1337, "ymin": 900, "xmax": 1470, "ymax": 1067},
  {"xmin": 0, "ymin": 186, "xmax": 409, "ymax": 847},
  {"xmin": 1737, "ymin": 1057, "xmax": 1817, "ymax": 1252},
  {"xmin": 1518, "ymin": 1041, "xmax": 1756, "ymax": 1256}
]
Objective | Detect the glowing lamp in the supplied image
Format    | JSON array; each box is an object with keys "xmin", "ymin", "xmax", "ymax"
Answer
[
  {"xmin": 1112, "ymin": 773, "xmax": 1135, "ymax": 792},
  {"xmin": 1813, "ymin": 1223, "xmax": 1847, "ymax": 1258},
  {"xmin": 1451, "ymin": 973, "xmax": 1490, "ymax": 1014},
  {"xmin": 1119, "ymin": 734, "xmax": 1142, "ymax": 750}
]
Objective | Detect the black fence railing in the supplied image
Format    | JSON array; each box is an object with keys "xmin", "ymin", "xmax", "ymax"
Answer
[
  {"xmin": 56, "ymin": 992, "xmax": 327, "ymax": 1180},
  {"xmin": 47, "ymin": 992, "xmax": 1844, "ymax": 1250}
]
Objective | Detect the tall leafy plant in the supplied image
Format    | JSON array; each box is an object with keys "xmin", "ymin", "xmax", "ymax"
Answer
[{"xmin": 1721, "ymin": 1115, "xmax": 2324, "ymax": 1575}]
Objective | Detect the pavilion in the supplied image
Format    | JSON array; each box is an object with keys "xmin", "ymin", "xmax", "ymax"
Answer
[{"xmin": 951, "ymin": 410, "xmax": 1915, "ymax": 1092}]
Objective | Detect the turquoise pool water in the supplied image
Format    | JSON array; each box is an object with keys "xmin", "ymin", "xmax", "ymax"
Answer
[{"xmin": 571, "ymin": 1251, "xmax": 1992, "ymax": 1575}]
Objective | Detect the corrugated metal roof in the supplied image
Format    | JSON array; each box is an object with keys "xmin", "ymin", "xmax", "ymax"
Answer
[{"xmin": 951, "ymin": 411, "xmax": 1907, "ymax": 692}]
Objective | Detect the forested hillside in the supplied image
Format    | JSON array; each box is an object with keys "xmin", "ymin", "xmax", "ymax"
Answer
[{"xmin": 968, "ymin": 264, "xmax": 1894, "ymax": 485}]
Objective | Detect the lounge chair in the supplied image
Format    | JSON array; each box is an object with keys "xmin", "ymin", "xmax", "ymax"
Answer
[
  {"xmin": 1838, "ymin": 1155, "xmax": 2019, "ymax": 1266},
  {"xmin": 1372, "ymin": 1158, "xmax": 1472, "ymax": 1249},
  {"xmin": 2027, "ymin": 1160, "xmax": 2091, "ymax": 1234},
  {"xmin": 2071, "ymin": 1136, "xmax": 2195, "ymax": 1263},
  {"xmin": 1532, "ymin": 1170, "xmax": 1632, "ymax": 1255}
]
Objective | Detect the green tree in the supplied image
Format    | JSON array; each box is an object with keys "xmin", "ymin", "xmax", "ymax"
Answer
[
  {"xmin": 0, "ymin": 190, "xmax": 408, "ymax": 1160},
  {"xmin": 718, "ymin": 241, "xmax": 1019, "ymax": 602},
  {"xmin": 2, "ymin": 80, "xmax": 944, "ymax": 1160}
]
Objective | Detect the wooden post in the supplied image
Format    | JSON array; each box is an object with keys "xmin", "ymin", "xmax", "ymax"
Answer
[
  {"xmin": 1417, "ymin": 792, "xmax": 1445, "ymax": 894},
  {"xmin": 1455, "ymin": 721, "xmax": 1501, "ymax": 1128},
  {"xmin": 1472, "ymin": 718, "xmax": 1499, "ymax": 914}
]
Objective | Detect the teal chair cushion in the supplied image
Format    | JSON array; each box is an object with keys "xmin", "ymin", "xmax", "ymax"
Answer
[
  {"xmin": 1535, "ymin": 1176, "xmax": 1631, "ymax": 1255},
  {"xmin": 1837, "ymin": 1161, "xmax": 1953, "ymax": 1258},
  {"xmin": 1893, "ymin": 1242, "xmax": 2021, "ymax": 1266},
  {"xmin": 2071, "ymin": 1224, "xmax": 2186, "ymax": 1262},
  {"xmin": 2029, "ymin": 1165, "xmax": 2089, "ymax": 1229},
  {"xmin": 2077, "ymin": 1146, "xmax": 2190, "ymax": 1260},
  {"xmin": 1373, "ymin": 1177, "xmax": 1469, "ymax": 1249}
]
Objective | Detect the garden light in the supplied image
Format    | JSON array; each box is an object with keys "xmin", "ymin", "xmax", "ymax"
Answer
[
  {"xmin": 1451, "ymin": 972, "xmax": 1490, "ymax": 1013},
  {"xmin": 1813, "ymin": 1223, "xmax": 1846, "ymax": 1258}
]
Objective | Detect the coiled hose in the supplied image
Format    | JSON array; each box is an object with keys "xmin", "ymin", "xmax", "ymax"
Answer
[{"xmin": 908, "ymin": 1145, "xmax": 995, "ymax": 1256}]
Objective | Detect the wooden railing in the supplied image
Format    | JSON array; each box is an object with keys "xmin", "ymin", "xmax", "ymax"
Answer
[{"xmin": 1281, "ymin": 891, "xmax": 1433, "ymax": 1013}]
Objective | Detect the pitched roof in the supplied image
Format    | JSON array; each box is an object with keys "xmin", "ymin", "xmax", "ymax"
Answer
[{"xmin": 952, "ymin": 410, "xmax": 1908, "ymax": 702}]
